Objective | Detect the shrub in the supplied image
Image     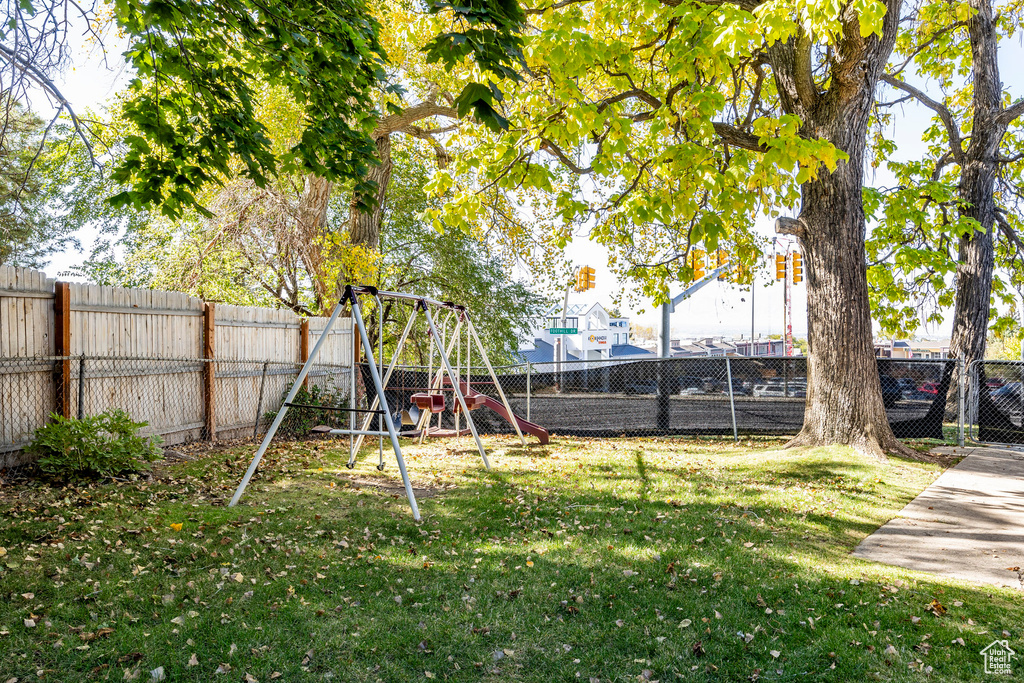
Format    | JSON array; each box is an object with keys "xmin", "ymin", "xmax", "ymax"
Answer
[{"xmin": 28, "ymin": 410, "xmax": 163, "ymax": 479}]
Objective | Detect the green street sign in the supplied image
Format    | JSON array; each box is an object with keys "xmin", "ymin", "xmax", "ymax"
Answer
[{"xmin": 549, "ymin": 327, "xmax": 578, "ymax": 335}]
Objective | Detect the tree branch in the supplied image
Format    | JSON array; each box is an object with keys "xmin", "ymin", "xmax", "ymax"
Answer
[
  {"xmin": 996, "ymin": 99, "xmax": 1024, "ymax": 127},
  {"xmin": 880, "ymin": 73, "xmax": 965, "ymax": 163}
]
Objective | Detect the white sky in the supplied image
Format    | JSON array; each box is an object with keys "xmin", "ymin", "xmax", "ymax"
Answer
[{"xmin": 34, "ymin": 24, "xmax": 1024, "ymax": 342}]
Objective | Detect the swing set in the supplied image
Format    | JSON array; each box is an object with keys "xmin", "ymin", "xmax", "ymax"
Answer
[{"xmin": 228, "ymin": 284, "xmax": 547, "ymax": 521}]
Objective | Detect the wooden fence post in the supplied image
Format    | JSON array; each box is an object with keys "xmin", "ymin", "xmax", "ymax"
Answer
[
  {"xmin": 54, "ymin": 282, "xmax": 72, "ymax": 418},
  {"xmin": 203, "ymin": 302, "xmax": 216, "ymax": 441},
  {"xmin": 300, "ymin": 318, "xmax": 310, "ymax": 389}
]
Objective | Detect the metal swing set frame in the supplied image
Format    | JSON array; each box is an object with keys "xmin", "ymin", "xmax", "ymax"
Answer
[{"xmin": 228, "ymin": 284, "xmax": 526, "ymax": 521}]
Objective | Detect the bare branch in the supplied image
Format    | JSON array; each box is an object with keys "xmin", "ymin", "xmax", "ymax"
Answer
[{"xmin": 880, "ymin": 73, "xmax": 965, "ymax": 163}]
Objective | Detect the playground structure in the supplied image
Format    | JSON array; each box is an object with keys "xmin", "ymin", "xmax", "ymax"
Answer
[{"xmin": 229, "ymin": 285, "xmax": 548, "ymax": 520}]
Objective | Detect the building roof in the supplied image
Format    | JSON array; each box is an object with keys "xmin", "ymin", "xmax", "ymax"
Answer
[
  {"xmin": 518, "ymin": 339, "xmax": 580, "ymax": 364},
  {"xmin": 610, "ymin": 344, "xmax": 657, "ymax": 358}
]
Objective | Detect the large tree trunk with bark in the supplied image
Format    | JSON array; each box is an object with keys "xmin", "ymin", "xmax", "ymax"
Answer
[
  {"xmin": 791, "ymin": 153, "xmax": 911, "ymax": 458},
  {"xmin": 296, "ymin": 174, "xmax": 334, "ymax": 310},
  {"xmin": 771, "ymin": 0, "xmax": 912, "ymax": 458},
  {"xmin": 947, "ymin": 0, "xmax": 1004, "ymax": 412},
  {"xmin": 350, "ymin": 133, "xmax": 394, "ymax": 250}
]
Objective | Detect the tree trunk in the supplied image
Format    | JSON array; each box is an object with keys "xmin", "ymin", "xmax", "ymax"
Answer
[
  {"xmin": 296, "ymin": 174, "xmax": 333, "ymax": 310},
  {"xmin": 789, "ymin": 148, "xmax": 912, "ymax": 458},
  {"xmin": 774, "ymin": 0, "xmax": 911, "ymax": 458},
  {"xmin": 947, "ymin": 0, "xmax": 1004, "ymax": 412},
  {"xmin": 350, "ymin": 133, "xmax": 393, "ymax": 250}
]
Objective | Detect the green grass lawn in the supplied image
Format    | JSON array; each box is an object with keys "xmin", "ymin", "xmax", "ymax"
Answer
[{"xmin": 1, "ymin": 435, "xmax": 1020, "ymax": 682}]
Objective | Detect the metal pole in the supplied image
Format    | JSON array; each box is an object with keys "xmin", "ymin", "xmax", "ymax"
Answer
[
  {"xmin": 660, "ymin": 301, "xmax": 671, "ymax": 358},
  {"xmin": 455, "ymin": 314, "xmax": 463, "ymax": 435},
  {"xmin": 253, "ymin": 361, "xmax": 269, "ymax": 438},
  {"xmin": 750, "ymin": 278, "xmax": 755, "ymax": 354},
  {"xmin": 376, "ymin": 296, "xmax": 384, "ymax": 470},
  {"xmin": 415, "ymin": 318, "xmax": 464, "ymax": 440},
  {"xmin": 230, "ymin": 300, "xmax": 347, "ymax": 507},
  {"xmin": 413, "ymin": 317, "xmax": 466, "ymax": 436},
  {"xmin": 466, "ymin": 317, "xmax": 526, "ymax": 446},
  {"xmin": 526, "ymin": 361, "xmax": 532, "ymax": 422},
  {"xmin": 350, "ymin": 315, "xmax": 357, "ymax": 465},
  {"xmin": 726, "ymin": 357, "xmax": 738, "ymax": 443},
  {"xmin": 958, "ymin": 356, "xmax": 965, "ymax": 447},
  {"xmin": 423, "ymin": 306, "xmax": 490, "ymax": 469},
  {"xmin": 77, "ymin": 354, "xmax": 85, "ymax": 419},
  {"xmin": 350, "ymin": 309, "xmax": 419, "ymax": 458},
  {"xmin": 352, "ymin": 298, "xmax": 421, "ymax": 521}
]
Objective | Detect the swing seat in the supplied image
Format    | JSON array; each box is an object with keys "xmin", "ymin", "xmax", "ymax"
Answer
[
  {"xmin": 411, "ymin": 393, "xmax": 446, "ymax": 413},
  {"xmin": 453, "ymin": 394, "xmax": 486, "ymax": 413}
]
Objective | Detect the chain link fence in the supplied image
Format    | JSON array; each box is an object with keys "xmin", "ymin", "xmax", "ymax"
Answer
[
  {"xmin": 2, "ymin": 354, "xmax": 963, "ymax": 466},
  {"xmin": 968, "ymin": 360, "xmax": 1024, "ymax": 445},
  {"xmin": 361, "ymin": 357, "xmax": 962, "ymax": 445},
  {"xmin": 0, "ymin": 355, "xmax": 353, "ymax": 465}
]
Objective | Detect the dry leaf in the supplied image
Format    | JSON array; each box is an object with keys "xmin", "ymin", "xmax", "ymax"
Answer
[
  {"xmin": 169, "ymin": 523, "xmax": 183, "ymax": 532},
  {"xmin": 679, "ymin": 619, "xmax": 692, "ymax": 628},
  {"xmin": 770, "ymin": 650, "xmax": 780, "ymax": 659},
  {"xmin": 244, "ymin": 675, "xmax": 259, "ymax": 683},
  {"xmin": 150, "ymin": 667, "xmax": 166, "ymax": 682},
  {"xmin": 215, "ymin": 663, "xmax": 232, "ymax": 674},
  {"xmin": 187, "ymin": 654, "xmax": 199, "ymax": 668}
]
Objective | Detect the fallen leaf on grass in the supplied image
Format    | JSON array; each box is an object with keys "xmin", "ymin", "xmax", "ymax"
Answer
[
  {"xmin": 244, "ymin": 674, "xmax": 259, "ymax": 683},
  {"xmin": 770, "ymin": 650, "xmax": 780, "ymax": 659},
  {"xmin": 679, "ymin": 619, "xmax": 692, "ymax": 628},
  {"xmin": 150, "ymin": 667, "xmax": 166, "ymax": 682},
  {"xmin": 187, "ymin": 654, "xmax": 198, "ymax": 668},
  {"xmin": 169, "ymin": 523, "xmax": 183, "ymax": 532},
  {"xmin": 23, "ymin": 619, "xmax": 35, "ymax": 629},
  {"xmin": 215, "ymin": 663, "xmax": 232, "ymax": 674}
]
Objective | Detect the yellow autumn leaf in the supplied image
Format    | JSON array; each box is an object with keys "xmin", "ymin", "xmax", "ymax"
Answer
[{"xmin": 170, "ymin": 523, "xmax": 183, "ymax": 532}]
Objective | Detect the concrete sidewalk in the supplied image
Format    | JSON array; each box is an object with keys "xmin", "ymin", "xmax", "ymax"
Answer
[{"xmin": 853, "ymin": 446, "xmax": 1024, "ymax": 589}]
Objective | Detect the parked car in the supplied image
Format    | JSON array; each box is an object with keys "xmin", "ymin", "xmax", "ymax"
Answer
[
  {"xmin": 679, "ymin": 387, "xmax": 705, "ymax": 396},
  {"xmin": 919, "ymin": 381, "xmax": 940, "ymax": 395},
  {"xmin": 624, "ymin": 381, "xmax": 658, "ymax": 395},
  {"xmin": 753, "ymin": 383, "xmax": 805, "ymax": 398},
  {"xmin": 879, "ymin": 375, "xmax": 902, "ymax": 409},
  {"xmin": 991, "ymin": 382, "xmax": 1024, "ymax": 416}
]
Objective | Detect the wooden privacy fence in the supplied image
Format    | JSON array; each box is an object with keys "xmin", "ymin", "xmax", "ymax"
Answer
[{"xmin": 0, "ymin": 266, "xmax": 353, "ymax": 466}]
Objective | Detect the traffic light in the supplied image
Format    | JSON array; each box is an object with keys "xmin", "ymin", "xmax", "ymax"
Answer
[
  {"xmin": 574, "ymin": 266, "xmax": 596, "ymax": 292},
  {"xmin": 791, "ymin": 252, "xmax": 803, "ymax": 283},
  {"xmin": 689, "ymin": 249, "xmax": 706, "ymax": 280},
  {"xmin": 715, "ymin": 250, "xmax": 731, "ymax": 280},
  {"xmin": 774, "ymin": 254, "xmax": 787, "ymax": 280},
  {"xmin": 583, "ymin": 266, "xmax": 596, "ymax": 290}
]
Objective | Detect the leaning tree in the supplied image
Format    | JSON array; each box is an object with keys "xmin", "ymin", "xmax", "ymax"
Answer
[
  {"xmin": 865, "ymin": 0, "xmax": 1024, "ymax": 405},
  {"xmin": 429, "ymin": 0, "xmax": 912, "ymax": 457}
]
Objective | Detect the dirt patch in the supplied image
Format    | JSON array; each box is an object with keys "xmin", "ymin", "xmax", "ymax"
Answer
[{"xmin": 337, "ymin": 473, "xmax": 454, "ymax": 499}]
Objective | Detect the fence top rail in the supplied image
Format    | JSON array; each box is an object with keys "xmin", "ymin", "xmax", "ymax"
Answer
[{"xmin": 0, "ymin": 354, "xmax": 353, "ymax": 368}]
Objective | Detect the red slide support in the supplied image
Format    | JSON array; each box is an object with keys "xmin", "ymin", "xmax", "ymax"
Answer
[{"xmin": 448, "ymin": 379, "xmax": 549, "ymax": 445}]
